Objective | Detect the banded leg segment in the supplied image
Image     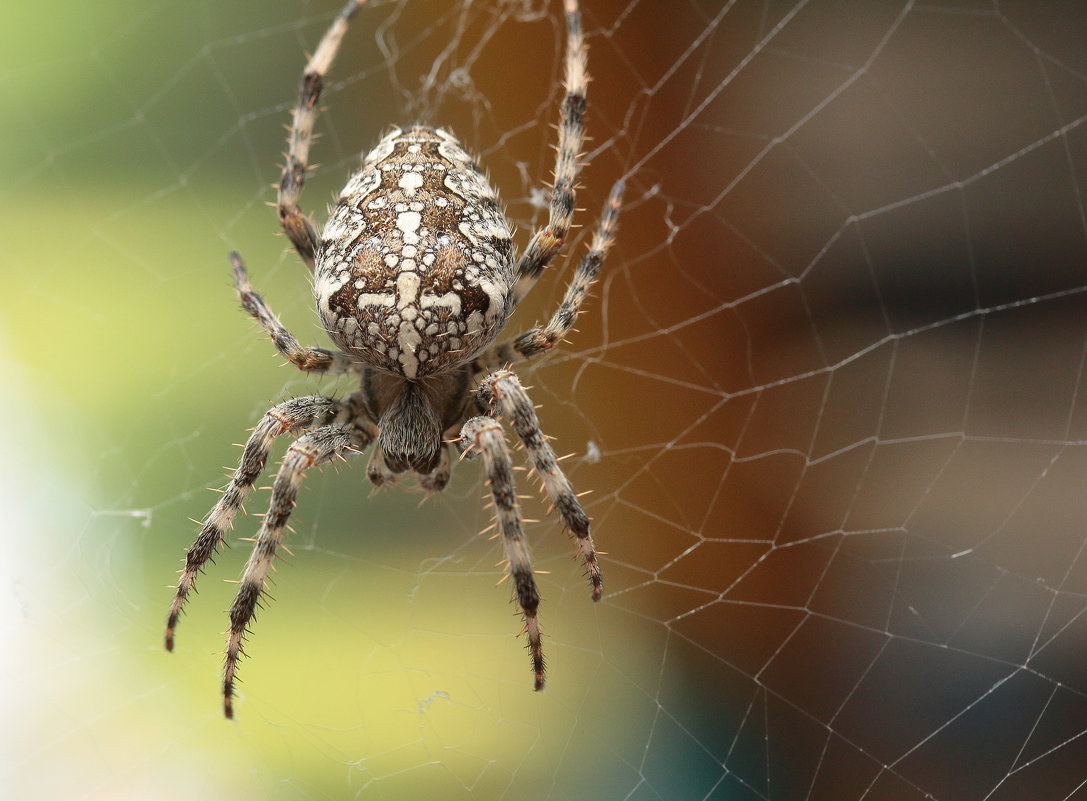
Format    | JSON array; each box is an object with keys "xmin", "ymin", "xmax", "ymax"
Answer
[
  {"xmin": 279, "ymin": 0, "xmax": 368, "ymax": 271},
  {"xmin": 478, "ymin": 370, "xmax": 602, "ymax": 600},
  {"xmin": 478, "ymin": 180, "xmax": 623, "ymax": 370},
  {"xmin": 223, "ymin": 423, "xmax": 371, "ymax": 718},
  {"xmin": 459, "ymin": 417, "xmax": 546, "ymax": 690},
  {"xmin": 232, "ymin": 252, "xmax": 359, "ymax": 374},
  {"xmin": 165, "ymin": 396, "xmax": 344, "ymax": 651},
  {"xmin": 512, "ymin": 0, "xmax": 589, "ymax": 304}
]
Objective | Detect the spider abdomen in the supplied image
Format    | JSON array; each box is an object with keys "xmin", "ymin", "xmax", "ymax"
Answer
[{"xmin": 316, "ymin": 126, "xmax": 515, "ymax": 379}]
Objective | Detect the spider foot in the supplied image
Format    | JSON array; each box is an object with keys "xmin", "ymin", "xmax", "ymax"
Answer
[
  {"xmin": 223, "ymin": 684, "xmax": 236, "ymax": 720},
  {"xmin": 512, "ymin": 564, "xmax": 545, "ymax": 690},
  {"xmin": 223, "ymin": 627, "xmax": 247, "ymax": 719},
  {"xmin": 576, "ymin": 536, "xmax": 603, "ymax": 601},
  {"xmin": 524, "ymin": 613, "xmax": 545, "ymax": 691},
  {"xmin": 164, "ymin": 616, "xmax": 179, "ymax": 652},
  {"xmin": 229, "ymin": 250, "xmax": 250, "ymax": 290}
]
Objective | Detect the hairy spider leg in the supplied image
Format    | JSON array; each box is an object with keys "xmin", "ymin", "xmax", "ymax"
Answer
[
  {"xmin": 478, "ymin": 370, "xmax": 602, "ymax": 600},
  {"xmin": 279, "ymin": 0, "xmax": 369, "ymax": 272},
  {"xmin": 477, "ymin": 179, "xmax": 624, "ymax": 370},
  {"xmin": 232, "ymin": 252, "xmax": 360, "ymax": 374},
  {"xmin": 459, "ymin": 416, "xmax": 546, "ymax": 689},
  {"xmin": 165, "ymin": 396, "xmax": 346, "ymax": 650},
  {"xmin": 511, "ymin": 0, "xmax": 589, "ymax": 305},
  {"xmin": 223, "ymin": 423, "xmax": 372, "ymax": 718}
]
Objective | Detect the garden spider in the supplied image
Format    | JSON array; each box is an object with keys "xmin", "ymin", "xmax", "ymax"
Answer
[{"xmin": 165, "ymin": 0, "xmax": 622, "ymax": 718}]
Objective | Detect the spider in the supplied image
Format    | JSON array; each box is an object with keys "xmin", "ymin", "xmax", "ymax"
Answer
[{"xmin": 165, "ymin": 0, "xmax": 622, "ymax": 718}]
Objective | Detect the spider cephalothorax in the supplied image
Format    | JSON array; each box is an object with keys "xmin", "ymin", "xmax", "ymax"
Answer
[{"xmin": 165, "ymin": 0, "xmax": 622, "ymax": 718}]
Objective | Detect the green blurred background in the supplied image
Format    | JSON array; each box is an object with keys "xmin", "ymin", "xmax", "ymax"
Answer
[{"xmin": 7, "ymin": 1, "xmax": 1087, "ymax": 800}]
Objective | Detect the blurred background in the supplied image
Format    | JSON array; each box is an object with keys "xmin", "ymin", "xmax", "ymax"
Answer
[{"xmin": 5, "ymin": 1, "xmax": 1087, "ymax": 799}]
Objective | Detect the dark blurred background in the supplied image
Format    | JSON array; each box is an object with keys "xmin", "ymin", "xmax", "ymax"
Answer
[{"xmin": 5, "ymin": 1, "xmax": 1087, "ymax": 799}]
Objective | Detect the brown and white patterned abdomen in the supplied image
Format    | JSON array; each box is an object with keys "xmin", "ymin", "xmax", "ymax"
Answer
[{"xmin": 315, "ymin": 126, "xmax": 515, "ymax": 379}]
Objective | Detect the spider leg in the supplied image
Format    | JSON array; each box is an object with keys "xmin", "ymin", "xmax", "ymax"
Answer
[
  {"xmin": 279, "ymin": 0, "xmax": 367, "ymax": 271},
  {"xmin": 511, "ymin": 0, "xmax": 588, "ymax": 305},
  {"xmin": 223, "ymin": 422, "xmax": 372, "ymax": 718},
  {"xmin": 476, "ymin": 180, "xmax": 623, "ymax": 370},
  {"xmin": 477, "ymin": 370, "xmax": 602, "ymax": 600},
  {"xmin": 232, "ymin": 252, "xmax": 360, "ymax": 374},
  {"xmin": 459, "ymin": 416, "xmax": 546, "ymax": 690},
  {"xmin": 165, "ymin": 396, "xmax": 346, "ymax": 651}
]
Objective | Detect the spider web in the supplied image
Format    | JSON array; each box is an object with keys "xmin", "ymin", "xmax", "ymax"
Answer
[{"xmin": 6, "ymin": 0, "xmax": 1087, "ymax": 798}]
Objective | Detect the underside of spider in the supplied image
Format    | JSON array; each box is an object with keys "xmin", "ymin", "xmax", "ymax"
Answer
[{"xmin": 165, "ymin": 0, "xmax": 622, "ymax": 718}]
